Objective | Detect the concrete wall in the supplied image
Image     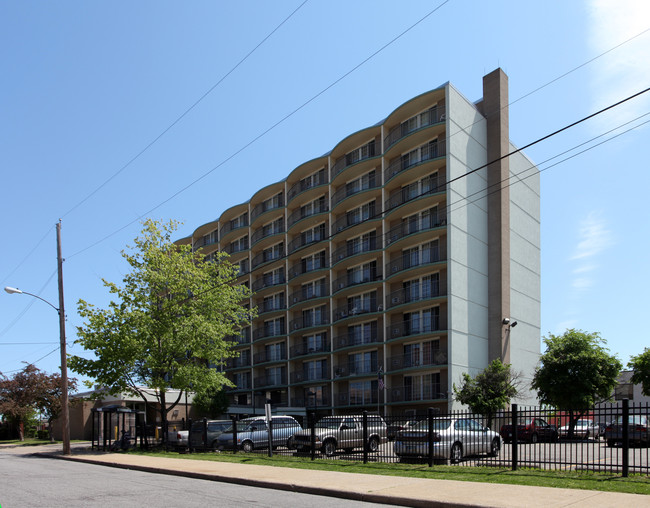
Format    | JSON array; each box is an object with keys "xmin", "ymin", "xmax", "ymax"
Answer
[{"xmin": 445, "ymin": 83, "xmax": 489, "ymax": 409}]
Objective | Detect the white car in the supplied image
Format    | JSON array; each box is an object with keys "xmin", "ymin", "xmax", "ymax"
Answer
[
  {"xmin": 394, "ymin": 417, "xmax": 501, "ymax": 463},
  {"xmin": 558, "ymin": 419, "xmax": 599, "ymax": 439}
]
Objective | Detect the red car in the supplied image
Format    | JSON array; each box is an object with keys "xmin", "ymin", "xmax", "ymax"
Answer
[{"xmin": 500, "ymin": 417, "xmax": 558, "ymax": 444}]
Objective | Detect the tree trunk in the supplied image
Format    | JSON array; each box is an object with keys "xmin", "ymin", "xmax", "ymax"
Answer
[
  {"xmin": 49, "ymin": 418, "xmax": 55, "ymax": 443},
  {"xmin": 160, "ymin": 390, "xmax": 167, "ymax": 445},
  {"xmin": 18, "ymin": 420, "xmax": 24, "ymax": 441}
]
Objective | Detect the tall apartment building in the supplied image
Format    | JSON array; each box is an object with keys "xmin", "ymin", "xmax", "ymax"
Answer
[{"xmin": 180, "ymin": 69, "xmax": 540, "ymax": 417}]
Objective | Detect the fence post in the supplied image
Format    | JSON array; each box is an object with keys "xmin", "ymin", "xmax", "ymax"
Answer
[
  {"xmin": 511, "ymin": 404, "xmax": 518, "ymax": 471},
  {"xmin": 362, "ymin": 410, "xmax": 368, "ymax": 464},
  {"xmin": 427, "ymin": 407, "xmax": 434, "ymax": 467},
  {"xmin": 310, "ymin": 411, "xmax": 316, "ymax": 461},
  {"xmin": 268, "ymin": 417, "xmax": 273, "ymax": 458},
  {"xmin": 202, "ymin": 417, "xmax": 208, "ymax": 452},
  {"xmin": 622, "ymin": 398, "xmax": 629, "ymax": 478},
  {"xmin": 187, "ymin": 418, "xmax": 193, "ymax": 454},
  {"xmin": 231, "ymin": 414, "xmax": 238, "ymax": 454}
]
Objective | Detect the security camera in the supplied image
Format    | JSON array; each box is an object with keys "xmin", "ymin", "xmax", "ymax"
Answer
[
  {"xmin": 502, "ymin": 318, "xmax": 510, "ymax": 325},
  {"xmin": 510, "ymin": 321, "xmax": 518, "ymax": 328}
]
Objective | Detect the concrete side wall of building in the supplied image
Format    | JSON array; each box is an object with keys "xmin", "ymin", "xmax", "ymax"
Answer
[
  {"xmin": 508, "ymin": 146, "xmax": 541, "ymax": 403},
  {"xmin": 445, "ymin": 83, "xmax": 489, "ymax": 409}
]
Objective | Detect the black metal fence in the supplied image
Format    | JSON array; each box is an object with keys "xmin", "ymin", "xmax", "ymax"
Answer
[{"xmin": 160, "ymin": 402, "xmax": 649, "ymax": 477}]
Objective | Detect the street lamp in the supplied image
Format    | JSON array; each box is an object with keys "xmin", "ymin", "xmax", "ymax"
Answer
[{"xmin": 3, "ymin": 220, "xmax": 71, "ymax": 455}]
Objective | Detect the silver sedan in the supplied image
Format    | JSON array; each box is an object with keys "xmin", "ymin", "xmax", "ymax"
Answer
[{"xmin": 393, "ymin": 417, "xmax": 501, "ymax": 463}]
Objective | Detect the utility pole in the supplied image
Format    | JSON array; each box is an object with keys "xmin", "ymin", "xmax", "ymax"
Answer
[{"xmin": 57, "ymin": 219, "xmax": 71, "ymax": 455}]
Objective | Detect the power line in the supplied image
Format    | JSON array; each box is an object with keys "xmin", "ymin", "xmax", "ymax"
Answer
[
  {"xmin": 61, "ymin": 0, "xmax": 311, "ymax": 219},
  {"xmin": 0, "ymin": 225, "xmax": 53, "ymax": 287},
  {"xmin": 67, "ymin": 0, "xmax": 453, "ymax": 259}
]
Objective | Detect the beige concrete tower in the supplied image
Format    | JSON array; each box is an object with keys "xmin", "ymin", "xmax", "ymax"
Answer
[{"xmin": 483, "ymin": 69, "xmax": 511, "ymax": 363}]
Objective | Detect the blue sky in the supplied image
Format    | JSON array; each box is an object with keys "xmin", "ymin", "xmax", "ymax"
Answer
[{"xmin": 1, "ymin": 1, "xmax": 649, "ymax": 387}]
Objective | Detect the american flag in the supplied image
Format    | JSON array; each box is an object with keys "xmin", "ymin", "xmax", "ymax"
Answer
[{"xmin": 377, "ymin": 367, "xmax": 385, "ymax": 390}]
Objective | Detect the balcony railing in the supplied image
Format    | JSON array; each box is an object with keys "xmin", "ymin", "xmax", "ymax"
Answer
[
  {"xmin": 251, "ymin": 273, "xmax": 285, "ymax": 292},
  {"xmin": 226, "ymin": 329, "xmax": 251, "ymax": 345},
  {"xmin": 251, "ymin": 220, "xmax": 285, "ymax": 246},
  {"xmin": 290, "ymin": 341, "xmax": 330, "ymax": 358},
  {"xmin": 254, "ymin": 374, "xmax": 287, "ymax": 388},
  {"xmin": 386, "ymin": 315, "xmax": 448, "ymax": 341},
  {"xmin": 384, "ymin": 106, "xmax": 445, "ymax": 151},
  {"xmin": 287, "ymin": 228, "xmax": 327, "ymax": 254},
  {"xmin": 253, "ymin": 350, "xmax": 287, "ymax": 365},
  {"xmin": 251, "ymin": 194, "xmax": 284, "ymax": 221},
  {"xmin": 290, "ymin": 369, "xmax": 331, "ymax": 383},
  {"xmin": 387, "ymin": 384, "xmax": 447, "ymax": 403},
  {"xmin": 226, "ymin": 356, "xmax": 251, "ymax": 369},
  {"xmin": 385, "ymin": 212, "xmax": 447, "ymax": 245},
  {"xmin": 287, "ymin": 201, "xmax": 329, "ymax": 228},
  {"xmin": 386, "ymin": 349, "xmax": 448, "ymax": 371},
  {"xmin": 251, "ymin": 246, "xmax": 285, "ymax": 269},
  {"xmin": 333, "ymin": 301, "xmax": 381, "ymax": 322},
  {"xmin": 384, "ymin": 139, "xmax": 446, "ymax": 183},
  {"xmin": 385, "ymin": 247, "xmax": 447, "ymax": 277},
  {"xmin": 331, "ymin": 140, "xmax": 377, "ymax": 177},
  {"xmin": 289, "ymin": 314, "xmax": 330, "ymax": 333},
  {"xmin": 288, "ymin": 284, "xmax": 329, "ymax": 307},
  {"xmin": 333, "ymin": 329, "xmax": 383, "ymax": 350},
  {"xmin": 384, "ymin": 173, "xmax": 445, "ymax": 211},
  {"xmin": 288, "ymin": 256, "xmax": 329, "ymax": 280},
  {"xmin": 333, "ymin": 362, "xmax": 378, "ymax": 379},
  {"xmin": 330, "ymin": 173, "xmax": 379, "ymax": 207},
  {"xmin": 337, "ymin": 392, "xmax": 378, "ymax": 406},
  {"xmin": 385, "ymin": 279, "xmax": 447, "ymax": 309},
  {"xmin": 290, "ymin": 396, "xmax": 330, "ymax": 407},
  {"xmin": 219, "ymin": 218, "xmax": 249, "ymax": 239},
  {"xmin": 332, "ymin": 270, "xmax": 382, "ymax": 293},
  {"xmin": 287, "ymin": 170, "xmax": 329, "ymax": 203},
  {"xmin": 253, "ymin": 325, "xmax": 286, "ymax": 342},
  {"xmin": 226, "ymin": 239, "xmax": 249, "ymax": 255},
  {"xmin": 257, "ymin": 299, "xmax": 287, "ymax": 314},
  {"xmin": 331, "ymin": 200, "xmax": 378, "ymax": 235},
  {"xmin": 192, "ymin": 232, "xmax": 218, "ymax": 251},
  {"xmin": 331, "ymin": 237, "xmax": 378, "ymax": 265}
]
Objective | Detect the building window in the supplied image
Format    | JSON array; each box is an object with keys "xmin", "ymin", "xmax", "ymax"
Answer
[
  {"xmin": 348, "ymin": 350, "xmax": 377, "ymax": 375},
  {"xmin": 349, "ymin": 379, "xmax": 377, "ymax": 405}
]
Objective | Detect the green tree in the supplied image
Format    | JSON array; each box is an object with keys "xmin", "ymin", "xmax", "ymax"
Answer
[
  {"xmin": 532, "ymin": 329, "xmax": 621, "ymax": 438},
  {"xmin": 629, "ymin": 347, "xmax": 650, "ymax": 397},
  {"xmin": 34, "ymin": 372, "xmax": 78, "ymax": 442},
  {"xmin": 69, "ymin": 219, "xmax": 254, "ymax": 439},
  {"xmin": 453, "ymin": 359, "xmax": 519, "ymax": 429},
  {"xmin": 192, "ymin": 386, "xmax": 230, "ymax": 419}
]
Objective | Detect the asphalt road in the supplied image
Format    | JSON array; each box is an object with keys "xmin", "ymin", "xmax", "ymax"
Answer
[{"xmin": 0, "ymin": 449, "xmax": 392, "ymax": 508}]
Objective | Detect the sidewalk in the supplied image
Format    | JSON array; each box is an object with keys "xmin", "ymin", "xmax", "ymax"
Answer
[{"xmin": 30, "ymin": 445, "xmax": 646, "ymax": 508}]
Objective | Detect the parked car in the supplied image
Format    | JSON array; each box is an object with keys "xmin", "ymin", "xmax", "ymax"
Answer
[
  {"xmin": 216, "ymin": 416, "xmax": 302, "ymax": 452},
  {"xmin": 189, "ymin": 419, "xmax": 232, "ymax": 450},
  {"xmin": 387, "ymin": 420, "xmax": 420, "ymax": 441},
  {"xmin": 291, "ymin": 414, "xmax": 388, "ymax": 456},
  {"xmin": 605, "ymin": 415, "xmax": 649, "ymax": 447},
  {"xmin": 500, "ymin": 417, "xmax": 558, "ymax": 444},
  {"xmin": 558, "ymin": 419, "xmax": 599, "ymax": 439},
  {"xmin": 167, "ymin": 428, "xmax": 189, "ymax": 449},
  {"xmin": 393, "ymin": 417, "xmax": 501, "ymax": 463}
]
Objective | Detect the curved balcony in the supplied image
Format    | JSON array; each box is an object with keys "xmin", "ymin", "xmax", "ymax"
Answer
[
  {"xmin": 251, "ymin": 246, "xmax": 285, "ymax": 270},
  {"xmin": 252, "ymin": 273, "xmax": 285, "ymax": 292},
  {"xmin": 331, "ymin": 140, "xmax": 378, "ymax": 178},
  {"xmin": 332, "ymin": 270, "xmax": 382, "ymax": 294},
  {"xmin": 257, "ymin": 300, "xmax": 287, "ymax": 316},
  {"xmin": 253, "ymin": 350, "xmax": 287, "ymax": 365},
  {"xmin": 331, "ymin": 200, "xmax": 379, "ymax": 236},
  {"xmin": 192, "ymin": 231, "xmax": 218, "ymax": 252},
  {"xmin": 386, "ymin": 349, "xmax": 448, "ymax": 372},
  {"xmin": 289, "ymin": 314, "xmax": 330, "ymax": 334},
  {"xmin": 385, "ymin": 213, "xmax": 447, "ymax": 246},
  {"xmin": 333, "ymin": 301, "xmax": 381, "ymax": 323},
  {"xmin": 226, "ymin": 355, "xmax": 251, "ymax": 370},
  {"xmin": 287, "ymin": 227, "xmax": 327, "ymax": 254},
  {"xmin": 219, "ymin": 218, "xmax": 249, "ymax": 243},
  {"xmin": 330, "ymin": 173, "xmax": 379, "ymax": 209},
  {"xmin": 385, "ymin": 246, "xmax": 447, "ymax": 279},
  {"xmin": 288, "ymin": 283, "xmax": 329, "ymax": 307},
  {"xmin": 226, "ymin": 328, "xmax": 251, "ymax": 346},
  {"xmin": 333, "ymin": 361, "xmax": 378, "ymax": 379},
  {"xmin": 288, "ymin": 256, "xmax": 329, "ymax": 281},
  {"xmin": 287, "ymin": 169, "xmax": 328, "ymax": 203},
  {"xmin": 290, "ymin": 341, "xmax": 330, "ymax": 358},
  {"xmin": 384, "ymin": 173, "xmax": 445, "ymax": 212},
  {"xmin": 385, "ymin": 279, "xmax": 447, "ymax": 309},
  {"xmin": 331, "ymin": 237, "xmax": 379, "ymax": 266},
  {"xmin": 253, "ymin": 325, "xmax": 286, "ymax": 342},
  {"xmin": 251, "ymin": 194, "xmax": 285, "ymax": 222},
  {"xmin": 387, "ymin": 384, "xmax": 447, "ymax": 403},
  {"xmin": 225, "ymin": 238, "xmax": 249, "ymax": 255},
  {"xmin": 290, "ymin": 369, "xmax": 331, "ymax": 384},
  {"xmin": 287, "ymin": 201, "xmax": 329, "ymax": 229},
  {"xmin": 333, "ymin": 329, "xmax": 383, "ymax": 351},
  {"xmin": 384, "ymin": 139, "xmax": 446, "ymax": 184},
  {"xmin": 386, "ymin": 315, "xmax": 448, "ymax": 342},
  {"xmin": 254, "ymin": 374, "xmax": 287, "ymax": 389},
  {"xmin": 251, "ymin": 220, "xmax": 285, "ymax": 247},
  {"xmin": 384, "ymin": 106, "xmax": 445, "ymax": 152}
]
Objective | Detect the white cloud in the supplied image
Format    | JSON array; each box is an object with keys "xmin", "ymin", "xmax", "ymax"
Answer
[
  {"xmin": 586, "ymin": 0, "xmax": 650, "ymax": 130},
  {"xmin": 571, "ymin": 210, "xmax": 613, "ymax": 261}
]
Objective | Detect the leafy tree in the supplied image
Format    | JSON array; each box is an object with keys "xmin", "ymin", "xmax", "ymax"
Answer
[
  {"xmin": 532, "ymin": 329, "xmax": 621, "ymax": 438},
  {"xmin": 629, "ymin": 347, "xmax": 650, "ymax": 396},
  {"xmin": 69, "ymin": 219, "xmax": 254, "ymax": 439},
  {"xmin": 192, "ymin": 386, "xmax": 230, "ymax": 419},
  {"xmin": 34, "ymin": 372, "xmax": 78, "ymax": 442},
  {"xmin": 453, "ymin": 359, "xmax": 520, "ymax": 429}
]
